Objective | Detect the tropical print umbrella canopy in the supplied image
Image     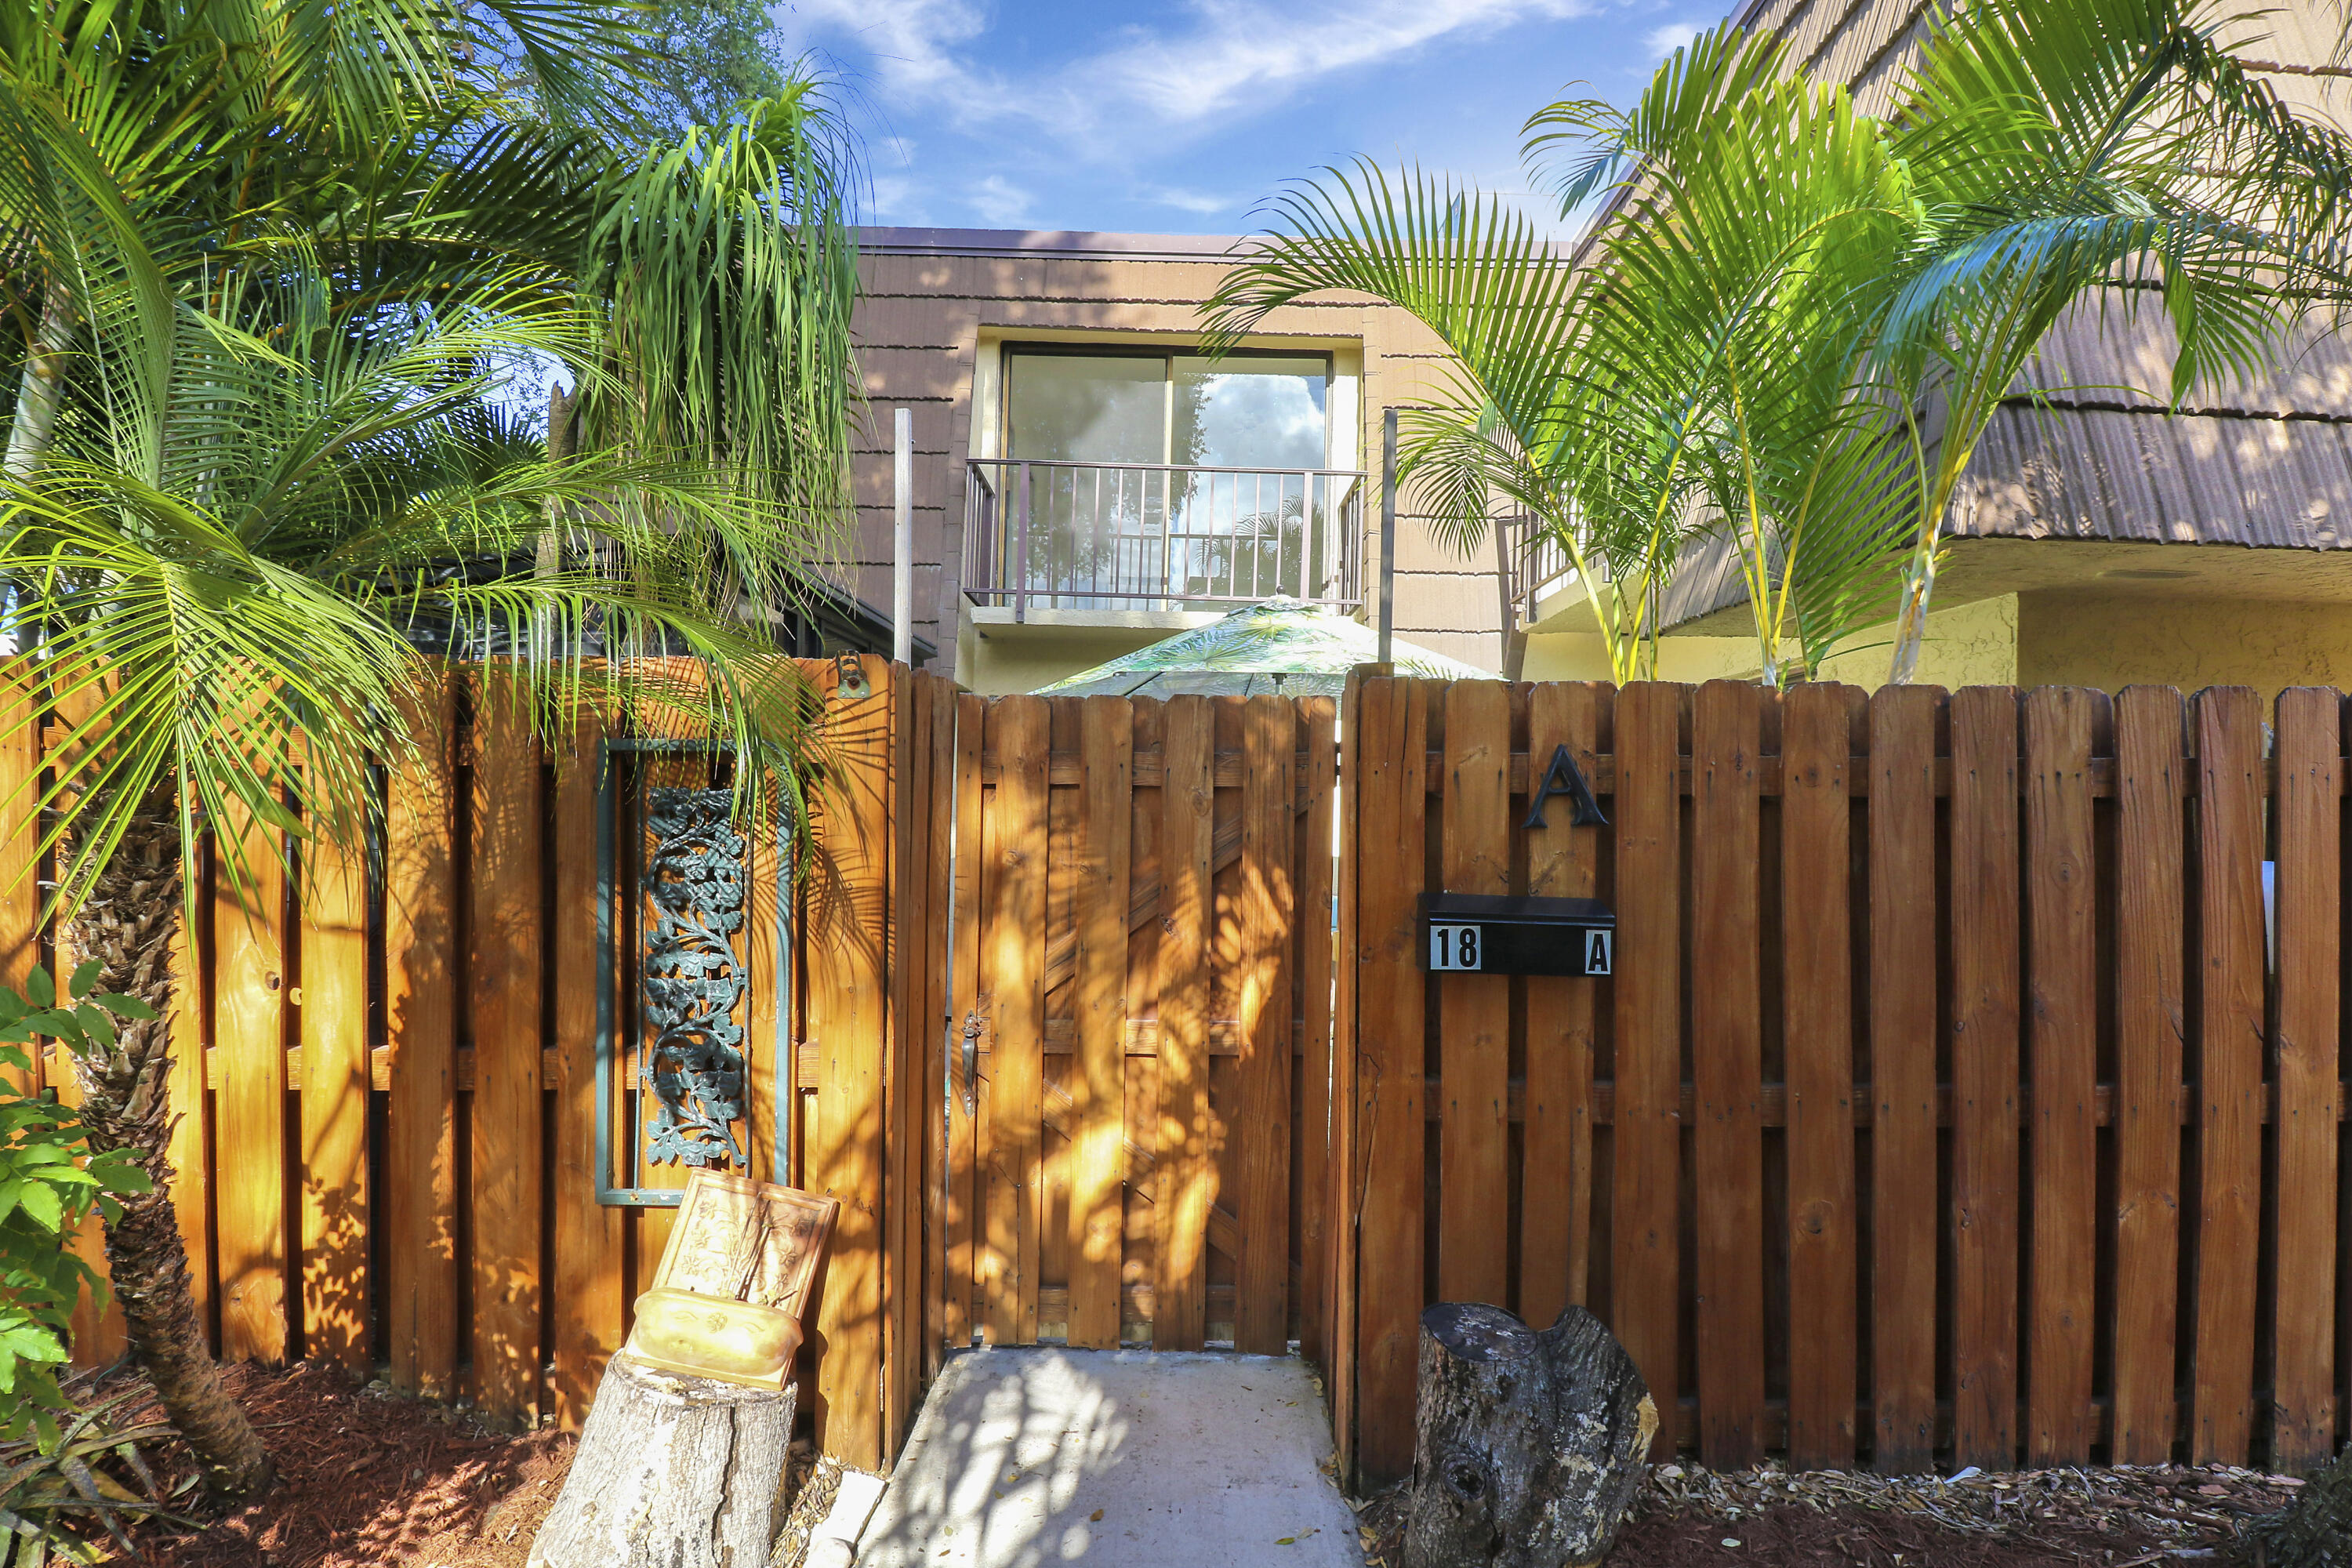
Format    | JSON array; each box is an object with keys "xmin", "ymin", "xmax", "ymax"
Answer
[{"xmin": 1033, "ymin": 598, "xmax": 1490, "ymax": 698}]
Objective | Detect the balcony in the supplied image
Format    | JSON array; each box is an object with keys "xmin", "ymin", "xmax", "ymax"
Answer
[{"xmin": 964, "ymin": 458, "xmax": 1364, "ymax": 622}]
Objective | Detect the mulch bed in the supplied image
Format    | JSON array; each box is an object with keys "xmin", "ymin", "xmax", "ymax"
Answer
[
  {"xmin": 1354, "ymin": 1457, "xmax": 2309, "ymax": 1568},
  {"xmin": 96, "ymin": 1361, "xmax": 837, "ymax": 1568}
]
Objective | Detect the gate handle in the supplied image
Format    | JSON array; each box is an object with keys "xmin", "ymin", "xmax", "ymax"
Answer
[{"xmin": 960, "ymin": 1012, "xmax": 984, "ymax": 1116}]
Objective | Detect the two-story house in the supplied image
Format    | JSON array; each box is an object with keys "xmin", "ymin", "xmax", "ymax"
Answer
[{"xmin": 842, "ymin": 0, "xmax": 2352, "ymax": 700}]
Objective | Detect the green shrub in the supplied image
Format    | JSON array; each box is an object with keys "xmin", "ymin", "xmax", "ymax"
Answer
[
  {"xmin": 0, "ymin": 965, "xmax": 157, "ymax": 1443},
  {"xmin": 0, "ymin": 1381, "xmax": 191, "ymax": 1566}
]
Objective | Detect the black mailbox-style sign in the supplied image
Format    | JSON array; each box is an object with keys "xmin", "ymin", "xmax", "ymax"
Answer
[{"xmin": 1416, "ymin": 892, "xmax": 1615, "ymax": 977}]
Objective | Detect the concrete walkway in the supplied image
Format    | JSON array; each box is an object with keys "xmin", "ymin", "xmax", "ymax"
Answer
[{"xmin": 855, "ymin": 1348, "xmax": 1365, "ymax": 1568}]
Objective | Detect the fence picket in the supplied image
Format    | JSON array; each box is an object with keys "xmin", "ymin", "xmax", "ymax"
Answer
[
  {"xmin": 808, "ymin": 654, "xmax": 892, "ymax": 1470},
  {"xmin": 1069, "ymin": 696, "xmax": 1132, "ymax": 1348},
  {"xmin": 1869, "ymin": 684, "xmax": 1941, "ymax": 1472},
  {"xmin": 2111, "ymin": 685, "xmax": 2187, "ymax": 1465},
  {"xmin": 299, "ymin": 804, "xmax": 371, "ymax": 1372},
  {"xmin": 2192, "ymin": 687, "xmax": 2265, "ymax": 1464},
  {"xmin": 469, "ymin": 670, "xmax": 544, "ymax": 1425},
  {"xmin": 1780, "ymin": 683, "xmax": 1856, "ymax": 1468},
  {"xmin": 1233, "ymin": 694, "xmax": 1296, "ymax": 1355},
  {"xmin": 946, "ymin": 692, "xmax": 984, "ymax": 1350},
  {"xmin": 1296, "ymin": 695, "xmax": 1338, "ymax": 1367},
  {"xmin": 1522, "ymin": 682, "xmax": 1607, "ymax": 1330},
  {"xmin": 1439, "ymin": 681, "xmax": 1511, "ymax": 1307},
  {"xmin": 1354, "ymin": 677, "xmax": 1428, "ymax": 1486},
  {"xmin": 213, "ymin": 792, "xmax": 289, "ymax": 1366},
  {"xmin": 1693, "ymin": 680, "xmax": 1765, "ymax": 1467},
  {"xmin": 920, "ymin": 674, "xmax": 960, "ymax": 1381},
  {"xmin": 385, "ymin": 669, "xmax": 460, "ymax": 1398},
  {"xmin": 550, "ymin": 701, "xmax": 619, "ymax": 1429},
  {"xmin": 1950, "ymin": 687, "xmax": 2023, "ymax": 1470},
  {"xmin": 2270, "ymin": 687, "xmax": 2339, "ymax": 1470},
  {"xmin": 983, "ymin": 696, "xmax": 1048, "ymax": 1348},
  {"xmin": 1613, "ymin": 682, "xmax": 1683, "ymax": 1454},
  {"xmin": 1153, "ymin": 695, "xmax": 1214, "ymax": 1351},
  {"xmin": 2024, "ymin": 688, "xmax": 2100, "ymax": 1465}
]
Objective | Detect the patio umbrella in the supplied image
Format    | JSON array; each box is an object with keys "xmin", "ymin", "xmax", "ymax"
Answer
[{"xmin": 1032, "ymin": 597, "xmax": 1490, "ymax": 698}]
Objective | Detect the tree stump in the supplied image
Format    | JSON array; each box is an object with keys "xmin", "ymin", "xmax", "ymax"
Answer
[
  {"xmin": 1405, "ymin": 1303, "xmax": 1657, "ymax": 1568},
  {"xmin": 2256, "ymin": 1447, "xmax": 2352, "ymax": 1568},
  {"xmin": 529, "ymin": 1355, "xmax": 795, "ymax": 1568}
]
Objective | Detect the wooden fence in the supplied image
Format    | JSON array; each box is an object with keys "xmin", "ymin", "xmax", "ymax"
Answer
[
  {"xmin": 931, "ymin": 693, "xmax": 1339, "ymax": 1357},
  {"xmin": 1329, "ymin": 675, "xmax": 2351, "ymax": 1486},
  {"xmin": 17, "ymin": 655, "xmax": 950, "ymax": 1472}
]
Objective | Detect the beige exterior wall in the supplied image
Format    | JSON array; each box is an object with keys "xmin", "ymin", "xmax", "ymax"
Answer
[
  {"xmin": 2017, "ymin": 591, "xmax": 2352, "ymax": 699},
  {"xmin": 848, "ymin": 229, "xmax": 1512, "ymax": 689},
  {"xmin": 1520, "ymin": 592, "xmax": 2024, "ymax": 690}
]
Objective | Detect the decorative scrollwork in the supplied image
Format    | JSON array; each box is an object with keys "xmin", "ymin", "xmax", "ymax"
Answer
[{"xmin": 641, "ymin": 788, "xmax": 747, "ymax": 1169}]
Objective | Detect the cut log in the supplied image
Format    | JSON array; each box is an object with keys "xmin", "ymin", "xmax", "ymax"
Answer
[
  {"xmin": 2257, "ymin": 1447, "xmax": 2352, "ymax": 1568},
  {"xmin": 529, "ymin": 1354, "xmax": 795, "ymax": 1568},
  {"xmin": 1405, "ymin": 1302, "xmax": 1656, "ymax": 1568}
]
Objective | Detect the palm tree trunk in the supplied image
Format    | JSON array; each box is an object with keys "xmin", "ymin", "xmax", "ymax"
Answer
[
  {"xmin": 64, "ymin": 788, "xmax": 273, "ymax": 1498},
  {"xmin": 1885, "ymin": 548, "xmax": 1937, "ymax": 686},
  {"xmin": 5, "ymin": 276, "xmax": 75, "ymax": 483}
]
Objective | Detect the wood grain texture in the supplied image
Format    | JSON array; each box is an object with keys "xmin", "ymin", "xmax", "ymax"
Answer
[
  {"xmin": 550, "ymin": 702, "xmax": 621, "ymax": 1432},
  {"xmin": 1068, "ymin": 696, "xmax": 1132, "ymax": 1348},
  {"xmin": 1949, "ymin": 687, "xmax": 2021, "ymax": 1471},
  {"xmin": 165, "ymin": 870, "xmax": 213, "ymax": 1356},
  {"xmin": 808, "ymin": 655, "xmax": 892, "ymax": 1469},
  {"xmin": 2192, "ymin": 687, "xmax": 2263, "ymax": 1465},
  {"xmin": 2024, "ymin": 688, "xmax": 2100, "ymax": 1465},
  {"xmin": 920, "ymin": 674, "xmax": 960, "ymax": 1381},
  {"xmin": 884, "ymin": 668, "xmax": 919, "ymax": 1453},
  {"xmin": 2111, "ymin": 685, "xmax": 2187, "ymax": 1466},
  {"xmin": 1327, "ymin": 671, "xmax": 1367, "ymax": 1477},
  {"xmin": 1232, "ymin": 694, "xmax": 1296, "ymax": 1355},
  {"xmin": 1522, "ymin": 682, "xmax": 1607, "ymax": 1331},
  {"xmin": 1439, "ymin": 681, "xmax": 1511, "ymax": 1307},
  {"xmin": 212, "ymin": 792, "xmax": 288, "ymax": 1365},
  {"xmin": 385, "ymin": 669, "xmax": 460, "ymax": 1398},
  {"xmin": 983, "ymin": 696, "xmax": 1047, "ymax": 1348},
  {"xmin": 946, "ymin": 693, "xmax": 985, "ymax": 1349},
  {"xmin": 1690, "ymin": 680, "xmax": 1765, "ymax": 1467},
  {"xmin": 2270, "ymin": 687, "xmax": 2339, "ymax": 1471},
  {"xmin": 298, "ymin": 797, "xmax": 371, "ymax": 1372},
  {"xmin": 469, "ymin": 670, "xmax": 544, "ymax": 1426},
  {"xmin": 1152, "ymin": 697, "xmax": 1216, "ymax": 1351},
  {"xmin": 1780, "ymin": 683, "xmax": 1856, "ymax": 1469},
  {"xmin": 1611, "ymin": 681, "xmax": 1682, "ymax": 1454},
  {"xmin": 1354, "ymin": 677, "xmax": 1428, "ymax": 1487},
  {"xmin": 1295, "ymin": 696, "xmax": 1338, "ymax": 1368},
  {"xmin": 0, "ymin": 664, "xmax": 42, "ymax": 1097},
  {"xmin": 1869, "ymin": 684, "xmax": 1941, "ymax": 1472}
]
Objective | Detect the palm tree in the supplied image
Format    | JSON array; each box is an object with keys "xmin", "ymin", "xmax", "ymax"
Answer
[
  {"xmin": 1207, "ymin": 0, "xmax": 2352, "ymax": 686},
  {"xmin": 0, "ymin": 0, "xmax": 856, "ymax": 1497}
]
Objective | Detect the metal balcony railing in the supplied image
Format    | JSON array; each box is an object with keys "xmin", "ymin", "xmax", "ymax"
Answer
[
  {"xmin": 1505, "ymin": 513, "xmax": 1579, "ymax": 630},
  {"xmin": 963, "ymin": 458, "xmax": 1364, "ymax": 620}
]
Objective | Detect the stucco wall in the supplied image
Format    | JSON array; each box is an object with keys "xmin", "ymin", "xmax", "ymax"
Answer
[
  {"xmin": 1520, "ymin": 592, "xmax": 2023, "ymax": 690},
  {"xmin": 2016, "ymin": 590, "xmax": 2352, "ymax": 698}
]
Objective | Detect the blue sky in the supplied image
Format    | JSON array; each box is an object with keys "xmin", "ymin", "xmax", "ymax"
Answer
[{"xmin": 775, "ymin": 0, "xmax": 1736, "ymax": 237}]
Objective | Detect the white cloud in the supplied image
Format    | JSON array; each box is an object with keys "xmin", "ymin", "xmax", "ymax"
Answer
[
  {"xmin": 968, "ymin": 174, "xmax": 1035, "ymax": 224},
  {"xmin": 791, "ymin": 0, "xmax": 1599, "ymax": 158},
  {"xmin": 1084, "ymin": 0, "xmax": 1594, "ymax": 132},
  {"xmin": 1145, "ymin": 186, "xmax": 1236, "ymax": 215},
  {"xmin": 787, "ymin": 0, "xmax": 992, "ymax": 99},
  {"xmin": 1642, "ymin": 20, "xmax": 1700, "ymax": 55}
]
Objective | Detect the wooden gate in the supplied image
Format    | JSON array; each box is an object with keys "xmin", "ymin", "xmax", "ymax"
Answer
[
  {"xmin": 1328, "ymin": 674, "xmax": 2351, "ymax": 1486},
  {"xmin": 922, "ymin": 693, "xmax": 1340, "ymax": 1357}
]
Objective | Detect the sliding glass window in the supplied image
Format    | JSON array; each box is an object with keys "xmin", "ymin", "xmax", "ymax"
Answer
[{"xmin": 993, "ymin": 348, "xmax": 1346, "ymax": 611}]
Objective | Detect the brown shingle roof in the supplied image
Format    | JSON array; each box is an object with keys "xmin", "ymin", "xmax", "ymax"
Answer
[{"xmin": 1652, "ymin": 0, "xmax": 2352, "ymax": 630}]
